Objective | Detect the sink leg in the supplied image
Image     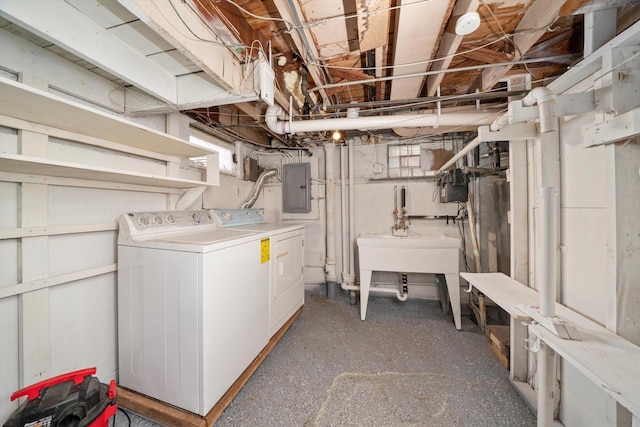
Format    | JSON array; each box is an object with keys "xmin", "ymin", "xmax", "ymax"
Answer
[
  {"xmin": 445, "ymin": 273, "xmax": 462, "ymax": 330},
  {"xmin": 359, "ymin": 269, "xmax": 372, "ymax": 320}
]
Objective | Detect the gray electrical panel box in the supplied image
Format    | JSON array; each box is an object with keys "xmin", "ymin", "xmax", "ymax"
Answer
[{"xmin": 283, "ymin": 163, "xmax": 311, "ymax": 213}]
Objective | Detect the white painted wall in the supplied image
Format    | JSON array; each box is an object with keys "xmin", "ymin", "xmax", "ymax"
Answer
[{"xmin": 0, "ymin": 33, "xmax": 211, "ymax": 423}]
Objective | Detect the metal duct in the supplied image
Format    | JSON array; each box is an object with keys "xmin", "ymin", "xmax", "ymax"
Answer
[{"xmin": 240, "ymin": 169, "xmax": 278, "ymax": 209}]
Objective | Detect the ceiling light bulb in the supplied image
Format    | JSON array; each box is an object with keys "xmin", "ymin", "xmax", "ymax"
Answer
[
  {"xmin": 455, "ymin": 11, "xmax": 481, "ymax": 36},
  {"xmin": 332, "ymin": 130, "xmax": 342, "ymax": 142}
]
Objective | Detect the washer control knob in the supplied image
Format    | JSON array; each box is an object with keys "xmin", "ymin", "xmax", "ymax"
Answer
[
  {"xmin": 222, "ymin": 212, "xmax": 232, "ymax": 220},
  {"xmin": 139, "ymin": 217, "xmax": 151, "ymax": 226},
  {"xmin": 192, "ymin": 213, "xmax": 203, "ymax": 223},
  {"xmin": 154, "ymin": 215, "xmax": 164, "ymax": 225},
  {"xmin": 167, "ymin": 215, "xmax": 176, "ymax": 224}
]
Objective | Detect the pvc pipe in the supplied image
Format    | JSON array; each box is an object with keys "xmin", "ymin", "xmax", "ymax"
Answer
[
  {"xmin": 522, "ymin": 87, "xmax": 557, "ymax": 134},
  {"xmin": 539, "ymin": 187, "xmax": 557, "ymax": 318},
  {"xmin": 537, "ymin": 342, "xmax": 555, "ymax": 427},
  {"xmin": 240, "ymin": 169, "xmax": 278, "ymax": 209},
  {"xmin": 340, "ymin": 144, "xmax": 350, "ymax": 286},
  {"xmin": 265, "ymin": 105, "xmax": 496, "ymax": 135},
  {"xmin": 324, "ymin": 142, "xmax": 337, "ymax": 298},
  {"xmin": 339, "ymin": 282, "xmax": 408, "ymax": 301},
  {"xmin": 438, "ymin": 135, "xmax": 480, "ymax": 173},
  {"xmin": 348, "ymin": 138, "xmax": 355, "ymax": 278}
]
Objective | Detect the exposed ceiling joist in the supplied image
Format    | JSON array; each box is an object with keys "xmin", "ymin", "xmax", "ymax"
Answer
[
  {"xmin": 425, "ymin": 0, "xmax": 479, "ymax": 97},
  {"xmin": 0, "ymin": 0, "xmax": 177, "ymax": 103},
  {"xmin": 391, "ymin": 0, "xmax": 450, "ymax": 100},
  {"xmin": 471, "ymin": 0, "xmax": 569, "ymax": 92}
]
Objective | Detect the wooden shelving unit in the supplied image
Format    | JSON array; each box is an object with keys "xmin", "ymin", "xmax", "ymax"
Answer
[
  {"xmin": 0, "ymin": 76, "xmax": 213, "ymax": 158},
  {"xmin": 0, "ymin": 154, "xmax": 214, "ymax": 189}
]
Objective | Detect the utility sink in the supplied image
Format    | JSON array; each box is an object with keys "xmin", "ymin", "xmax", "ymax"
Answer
[{"xmin": 357, "ymin": 232, "xmax": 462, "ymax": 330}]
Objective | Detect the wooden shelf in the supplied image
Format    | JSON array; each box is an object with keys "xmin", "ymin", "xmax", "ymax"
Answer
[
  {"xmin": 0, "ymin": 77, "xmax": 213, "ymax": 157},
  {"xmin": 462, "ymin": 272, "xmax": 640, "ymax": 419},
  {"xmin": 0, "ymin": 154, "xmax": 214, "ymax": 189}
]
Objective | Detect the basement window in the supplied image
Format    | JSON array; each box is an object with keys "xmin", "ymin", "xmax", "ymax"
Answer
[
  {"xmin": 189, "ymin": 128, "xmax": 235, "ymax": 175},
  {"xmin": 388, "ymin": 144, "xmax": 422, "ymax": 177}
]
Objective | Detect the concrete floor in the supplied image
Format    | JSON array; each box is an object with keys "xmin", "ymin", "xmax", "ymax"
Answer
[{"xmin": 116, "ymin": 287, "xmax": 535, "ymax": 426}]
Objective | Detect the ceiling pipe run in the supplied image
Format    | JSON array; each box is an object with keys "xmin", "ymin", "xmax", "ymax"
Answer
[{"xmin": 264, "ymin": 105, "xmax": 497, "ymax": 135}]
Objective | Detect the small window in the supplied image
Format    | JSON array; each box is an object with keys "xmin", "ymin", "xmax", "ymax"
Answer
[
  {"xmin": 189, "ymin": 129, "xmax": 235, "ymax": 175},
  {"xmin": 388, "ymin": 144, "xmax": 423, "ymax": 177}
]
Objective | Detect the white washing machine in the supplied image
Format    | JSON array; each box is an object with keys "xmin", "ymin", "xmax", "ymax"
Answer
[
  {"xmin": 117, "ymin": 210, "xmax": 270, "ymax": 416},
  {"xmin": 210, "ymin": 209, "xmax": 305, "ymax": 338}
]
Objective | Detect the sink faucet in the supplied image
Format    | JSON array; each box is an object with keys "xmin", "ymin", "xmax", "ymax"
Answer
[{"xmin": 392, "ymin": 185, "xmax": 410, "ymax": 236}]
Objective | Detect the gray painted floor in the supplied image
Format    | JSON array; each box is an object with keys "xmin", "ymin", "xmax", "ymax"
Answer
[{"xmin": 115, "ymin": 288, "xmax": 535, "ymax": 426}]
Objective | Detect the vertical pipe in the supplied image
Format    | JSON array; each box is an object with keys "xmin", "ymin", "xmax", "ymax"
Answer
[
  {"xmin": 324, "ymin": 142, "xmax": 337, "ymax": 299},
  {"xmin": 340, "ymin": 144, "xmax": 349, "ymax": 282},
  {"xmin": 537, "ymin": 342, "xmax": 555, "ymax": 427},
  {"xmin": 348, "ymin": 139, "xmax": 356, "ymax": 277},
  {"xmin": 539, "ymin": 187, "xmax": 557, "ymax": 317}
]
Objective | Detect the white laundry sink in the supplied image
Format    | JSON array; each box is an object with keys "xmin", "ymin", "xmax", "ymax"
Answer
[{"xmin": 357, "ymin": 232, "xmax": 462, "ymax": 329}]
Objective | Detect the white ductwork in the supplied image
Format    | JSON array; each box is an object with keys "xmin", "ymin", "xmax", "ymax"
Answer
[{"xmin": 265, "ymin": 105, "xmax": 496, "ymax": 135}]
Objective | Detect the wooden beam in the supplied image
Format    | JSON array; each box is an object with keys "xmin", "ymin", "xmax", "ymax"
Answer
[
  {"xmin": 0, "ymin": 0, "xmax": 177, "ymax": 103},
  {"xmin": 524, "ymin": 29, "xmax": 575, "ymax": 58},
  {"xmin": 426, "ymin": 0, "xmax": 479, "ymax": 96},
  {"xmin": 120, "ymin": 0, "xmax": 249, "ymax": 93},
  {"xmin": 357, "ymin": 0, "xmax": 391, "ymax": 52},
  {"xmin": 458, "ymin": 42, "xmax": 513, "ymax": 64},
  {"xmin": 470, "ymin": 0, "xmax": 569, "ymax": 92},
  {"xmin": 329, "ymin": 68, "xmax": 377, "ymax": 86}
]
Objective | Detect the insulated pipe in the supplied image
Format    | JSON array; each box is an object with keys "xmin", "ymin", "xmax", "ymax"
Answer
[
  {"xmin": 324, "ymin": 142, "xmax": 337, "ymax": 299},
  {"xmin": 240, "ymin": 169, "xmax": 278, "ymax": 209},
  {"xmin": 539, "ymin": 187, "xmax": 557, "ymax": 318},
  {"xmin": 340, "ymin": 144, "xmax": 349, "ymax": 286},
  {"xmin": 265, "ymin": 105, "xmax": 496, "ymax": 135}
]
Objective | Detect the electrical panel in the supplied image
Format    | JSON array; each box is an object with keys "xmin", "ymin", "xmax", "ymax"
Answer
[
  {"xmin": 283, "ymin": 163, "xmax": 311, "ymax": 213},
  {"xmin": 438, "ymin": 168, "xmax": 468, "ymax": 203}
]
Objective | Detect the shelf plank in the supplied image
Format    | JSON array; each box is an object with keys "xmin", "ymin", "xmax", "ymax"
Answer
[
  {"xmin": 0, "ymin": 154, "xmax": 213, "ymax": 189},
  {"xmin": 0, "ymin": 77, "xmax": 213, "ymax": 157},
  {"xmin": 462, "ymin": 272, "xmax": 640, "ymax": 419},
  {"xmin": 531, "ymin": 324, "xmax": 640, "ymax": 419}
]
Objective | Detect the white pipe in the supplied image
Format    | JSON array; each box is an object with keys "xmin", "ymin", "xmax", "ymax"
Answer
[
  {"xmin": 522, "ymin": 87, "xmax": 557, "ymax": 134},
  {"xmin": 265, "ymin": 105, "xmax": 496, "ymax": 134},
  {"xmin": 324, "ymin": 142, "xmax": 337, "ymax": 287},
  {"xmin": 537, "ymin": 342, "xmax": 555, "ymax": 427},
  {"xmin": 348, "ymin": 138, "xmax": 355, "ymax": 279},
  {"xmin": 438, "ymin": 136, "xmax": 480, "ymax": 173},
  {"xmin": 488, "ymin": 86, "xmax": 557, "ymax": 134},
  {"xmin": 539, "ymin": 187, "xmax": 557, "ymax": 318},
  {"xmin": 340, "ymin": 144, "xmax": 350, "ymax": 286},
  {"xmin": 339, "ymin": 282, "xmax": 408, "ymax": 301}
]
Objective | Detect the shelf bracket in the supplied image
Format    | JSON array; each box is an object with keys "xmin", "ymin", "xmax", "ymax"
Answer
[{"xmin": 176, "ymin": 186, "xmax": 207, "ymax": 210}]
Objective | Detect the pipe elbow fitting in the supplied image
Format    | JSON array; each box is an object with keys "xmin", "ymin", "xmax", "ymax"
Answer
[
  {"xmin": 265, "ymin": 105, "xmax": 287, "ymax": 134},
  {"xmin": 396, "ymin": 292, "xmax": 408, "ymax": 302},
  {"xmin": 522, "ymin": 87, "xmax": 555, "ymax": 107},
  {"xmin": 489, "ymin": 114, "xmax": 509, "ymax": 132}
]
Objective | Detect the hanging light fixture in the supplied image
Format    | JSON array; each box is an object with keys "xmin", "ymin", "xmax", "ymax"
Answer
[{"xmin": 455, "ymin": 11, "xmax": 481, "ymax": 36}]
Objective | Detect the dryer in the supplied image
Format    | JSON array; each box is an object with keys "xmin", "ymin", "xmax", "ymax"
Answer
[
  {"xmin": 210, "ymin": 209, "xmax": 305, "ymax": 338},
  {"xmin": 117, "ymin": 210, "xmax": 270, "ymax": 415}
]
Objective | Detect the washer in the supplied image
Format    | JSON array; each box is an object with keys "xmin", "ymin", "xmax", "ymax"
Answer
[
  {"xmin": 117, "ymin": 210, "xmax": 270, "ymax": 416},
  {"xmin": 210, "ymin": 209, "xmax": 305, "ymax": 338}
]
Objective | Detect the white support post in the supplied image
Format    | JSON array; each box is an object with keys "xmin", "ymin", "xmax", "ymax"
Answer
[
  {"xmin": 538, "ymin": 187, "xmax": 557, "ymax": 318},
  {"xmin": 537, "ymin": 342, "xmax": 556, "ymax": 427}
]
